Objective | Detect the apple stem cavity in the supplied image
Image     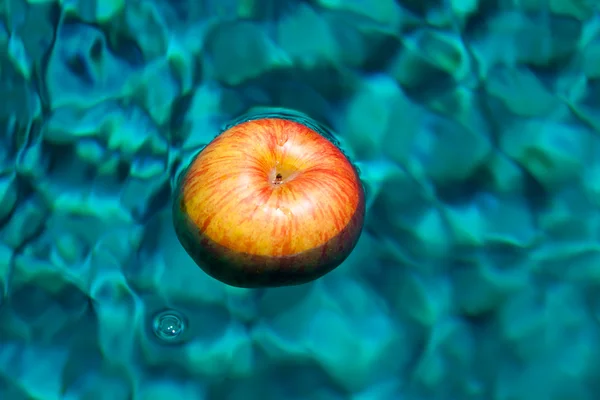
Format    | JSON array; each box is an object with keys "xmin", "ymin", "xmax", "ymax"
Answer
[{"xmin": 269, "ymin": 166, "xmax": 299, "ymax": 186}]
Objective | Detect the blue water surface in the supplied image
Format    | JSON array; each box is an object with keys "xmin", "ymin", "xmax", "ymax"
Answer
[{"xmin": 1, "ymin": 0, "xmax": 600, "ymax": 399}]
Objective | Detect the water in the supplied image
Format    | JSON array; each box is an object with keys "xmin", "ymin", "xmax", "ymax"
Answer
[
  {"xmin": 152, "ymin": 310, "xmax": 187, "ymax": 343},
  {"xmin": 0, "ymin": 0, "xmax": 599, "ymax": 399}
]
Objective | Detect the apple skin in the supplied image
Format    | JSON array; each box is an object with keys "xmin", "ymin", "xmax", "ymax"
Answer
[{"xmin": 172, "ymin": 113, "xmax": 365, "ymax": 288}]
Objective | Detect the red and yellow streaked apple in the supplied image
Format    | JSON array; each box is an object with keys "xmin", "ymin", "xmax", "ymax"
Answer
[{"xmin": 172, "ymin": 112, "xmax": 365, "ymax": 288}]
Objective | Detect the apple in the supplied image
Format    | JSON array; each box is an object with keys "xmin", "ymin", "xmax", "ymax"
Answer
[{"xmin": 172, "ymin": 111, "xmax": 365, "ymax": 288}]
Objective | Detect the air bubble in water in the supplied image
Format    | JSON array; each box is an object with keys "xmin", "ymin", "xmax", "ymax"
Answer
[{"xmin": 152, "ymin": 310, "xmax": 186, "ymax": 343}]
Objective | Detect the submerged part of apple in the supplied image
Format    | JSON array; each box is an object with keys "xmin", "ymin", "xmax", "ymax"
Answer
[{"xmin": 172, "ymin": 109, "xmax": 365, "ymax": 288}]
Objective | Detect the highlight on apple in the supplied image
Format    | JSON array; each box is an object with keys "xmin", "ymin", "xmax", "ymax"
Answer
[{"xmin": 172, "ymin": 108, "xmax": 365, "ymax": 288}]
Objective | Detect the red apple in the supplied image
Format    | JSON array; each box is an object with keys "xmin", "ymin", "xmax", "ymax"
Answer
[{"xmin": 172, "ymin": 113, "xmax": 365, "ymax": 288}]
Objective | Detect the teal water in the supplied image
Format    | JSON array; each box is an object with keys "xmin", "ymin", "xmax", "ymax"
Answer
[{"xmin": 1, "ymin": 0, "xmax": 599, "ymax": 399}]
